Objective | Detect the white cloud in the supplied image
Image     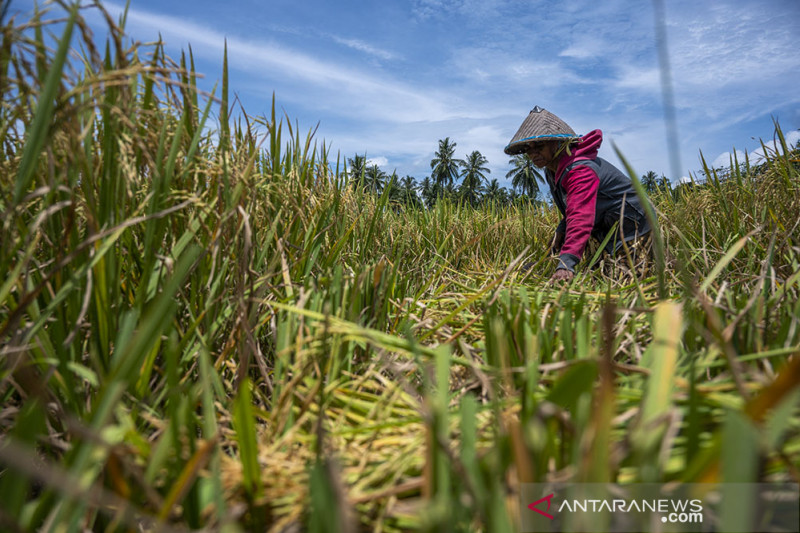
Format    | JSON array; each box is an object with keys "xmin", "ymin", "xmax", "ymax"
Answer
[
  {"xmin": 711, "ymin": 129, "xmax": 800, "ymax": 169},
  {"xmin": 331, "ymin": 36, "xmax": 397, "ymax": 61},
  {"xmin": 98, "ymin": 2, "xmax": 462, "ymax": 125},
  {"xmin": 667, "ymin": 7, "xmax": 800, "ymax": 91},
  {"xmin": 613, "ymin": 66, "xmax": 660, "ymax": 93},
  {"xmin": 461, "ymin": 125, "xmax": 502, "ymax": 147},
  {"xmin": 411, "ymin": 0, "xmax": 450, "ymax": 20},
  {"xmin": 77, "ymin": 0, "xmax": 796, "ymax": 185},
  {"xmin": 559, "ymin": 43, "xmax": 598, "ymax": 60},
  {"xmin": 599, "ymin": 123, "xmax": 675, "ymax": 179},
  {"xmin": 558, "ymin": 31, "xmax": 609, "ymax": 60},
  {"xmin": 710, "ymin": 149, "xmax": 758, "ymax": 170},
  {"xmin": 366, "ymin": 156, "xmax": 389, "ymax": 168},
  {"xmin": 749, "ymin": 129, "xmax": 800, "ymax": 164},
  {"xmin": 411, "ymin": 0, "xmax": 503, "ymax": 20},
  {"xmin": 711, "ymin": 151, "xmax": 734, "ymax": 170},
  {"xmin": 787, "ymin": 130, "xmax": 800, "ymax": 148},
  {"xmin": 653, "ymin": 3, "xmax": 800, "ymax": 137},
  {"xmin": 448, "ymin": 46, "xmax": 592, "ymax": 90}
]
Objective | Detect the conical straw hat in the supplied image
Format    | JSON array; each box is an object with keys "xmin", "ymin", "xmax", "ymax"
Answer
[{"xmin": 503, "ymin": 106, "xmax": 577, "ymax": 155}]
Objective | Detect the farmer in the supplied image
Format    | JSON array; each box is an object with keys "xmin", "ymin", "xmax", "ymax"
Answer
[{"xmin": 504, "ymin": 106, "xmax": 653, "ymax": 282}]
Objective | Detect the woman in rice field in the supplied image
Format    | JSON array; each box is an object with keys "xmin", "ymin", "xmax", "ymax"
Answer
[{"xmin": 504, "ymin": 106, "xmax": 654, "ymax": 282}]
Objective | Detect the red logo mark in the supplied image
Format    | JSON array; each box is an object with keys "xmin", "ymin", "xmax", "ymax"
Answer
[{"xmin": 528, "ymin": 493, "xmax": 555, "ymax": 520}]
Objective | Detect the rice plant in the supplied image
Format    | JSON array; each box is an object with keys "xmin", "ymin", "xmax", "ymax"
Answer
[{"xmin": 0, "ymin": 4, "xmax": 798, "ymax": 532}]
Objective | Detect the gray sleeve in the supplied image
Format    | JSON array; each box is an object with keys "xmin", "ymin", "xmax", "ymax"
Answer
[{"xmin": 557, "ymin": 253, "xmax": 580, "ymax": 272}]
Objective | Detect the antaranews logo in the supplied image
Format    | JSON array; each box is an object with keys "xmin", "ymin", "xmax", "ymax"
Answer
[
  {"xmin": 522, "ymin": 485, "xmax": 706, "ymax": 533},
  {"xmin": 528, "ymin": 493, "xmax": 555, "ymax": 520},
  {"xmin": 522, "ymin": 483, "xmax": 799, "ymax": 533},
  {"xmin": 527, "ymin": 493, "xmax": 703, "ymax": 521}
]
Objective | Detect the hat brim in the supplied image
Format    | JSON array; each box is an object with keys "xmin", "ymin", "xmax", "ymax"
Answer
[{"xmin": 503, "ymin": 134, "xmax": 578, "ymax": 156}]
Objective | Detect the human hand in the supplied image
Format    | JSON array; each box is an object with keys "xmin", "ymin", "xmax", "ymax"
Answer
[{"xmin": 550, "ymin": 269, "xmax": 574, "ymax": 284}]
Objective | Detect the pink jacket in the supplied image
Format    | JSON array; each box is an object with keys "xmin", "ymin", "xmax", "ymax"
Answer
[{"xmin": 546, "ymin": 130, "xmax": 651, "ymax": 271}]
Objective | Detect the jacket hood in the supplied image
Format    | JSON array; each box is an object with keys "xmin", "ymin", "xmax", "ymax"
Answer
[{"xmin": 555, "ymin": 129, "xmax": 603, "ymax": 181}]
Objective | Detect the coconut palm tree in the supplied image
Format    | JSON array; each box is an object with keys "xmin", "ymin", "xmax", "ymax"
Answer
[
  {"xmin": 384, "ymin": 171, "xmax": 399, "ymax": 200},
  {"xmin": 346, "ymin": 154, "xmax": 367, "ymax": 185},
  {"xmin": 430, "ymin": 137, "xmax": 463, "ymax": 189},
  {"xmin": 459, "ymin": 150, "xmax": 490, "ymax": 206},
  {"xmin": 483, "ymin": 178, "xmax": 507, "ymax": 205},
  {"xmin": 363, "ymin": 164, "xmax": 386, "ymax": 194},
  {"xmin": 506, "ymin": 154, "xmax": 543, "ymax": 199},
  {"xmin": 420, "ymin": 176, "xmax": 437, "ymax": 208},
  {"xmin": 399, "ymin": 175, "xmax": 420, "ymax": 206},
  {"xmin": 641, "ymin": 170, "xmax": 659, "ymax": 193}
]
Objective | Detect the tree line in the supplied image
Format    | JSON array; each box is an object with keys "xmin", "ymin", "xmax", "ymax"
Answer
[
  {"xmin": 344, "ymin": 137, "xmax": 547, "ymax": 209},
  {"xmin": 345, "ymin": 137, "xmax": 676, "ymax": 208}
]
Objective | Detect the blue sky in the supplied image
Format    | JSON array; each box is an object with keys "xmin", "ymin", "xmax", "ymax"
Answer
[{"xmin": 9, "ymin": 0, "xmax": 800, "ymax": 187}]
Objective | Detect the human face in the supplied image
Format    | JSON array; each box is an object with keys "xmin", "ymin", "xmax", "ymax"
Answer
[{"xmin": 525, "ymin": 141, "xmax": 558, "ymax": 169}]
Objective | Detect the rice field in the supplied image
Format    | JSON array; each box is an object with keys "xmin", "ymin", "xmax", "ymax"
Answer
[{"xmin": 1, "ymin": 4, "xmax": 798, "ymax": 532}]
